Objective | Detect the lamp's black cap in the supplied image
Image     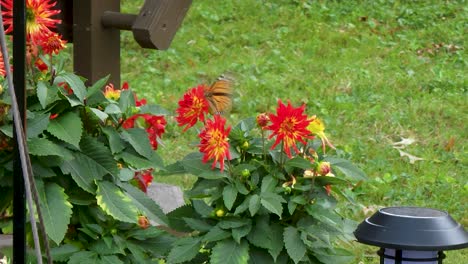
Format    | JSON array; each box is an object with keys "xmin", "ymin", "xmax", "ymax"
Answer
[{"xmin": 354, "ymin": 206, "xmax": 468, "ymax": 250}]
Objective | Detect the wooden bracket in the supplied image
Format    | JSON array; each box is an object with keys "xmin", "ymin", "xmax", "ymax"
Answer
[
  {"xmin": 55, "ymin": 0, "xmax": 192, "ymax": 87},
  {"xmin": 102, "ymin": 0, "xmax": 192, "ymax": 50}
]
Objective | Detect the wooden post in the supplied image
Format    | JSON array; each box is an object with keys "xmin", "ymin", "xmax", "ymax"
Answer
[
  {"xmin": 72, "ymin": 0, "xmax": 121, "ymax": 87},
  {"xmin": 55, "ymin": 0, "xmax": 192, "ymax": 87}
]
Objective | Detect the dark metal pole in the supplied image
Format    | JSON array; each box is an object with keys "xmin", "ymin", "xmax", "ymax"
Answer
[{"xmin": 12, "ymin": 0, "xmax": 27, "ymax": 263}]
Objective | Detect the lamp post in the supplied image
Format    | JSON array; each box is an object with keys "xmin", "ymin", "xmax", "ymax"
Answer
[{"xmin": 354, "ymin": 206, "xmax": 468, "ymax": 264}]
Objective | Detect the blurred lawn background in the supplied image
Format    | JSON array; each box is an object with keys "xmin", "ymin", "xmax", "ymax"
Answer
[{"xmin": 120, "ymin": 1, "xmax": 467, "ymax": 263}]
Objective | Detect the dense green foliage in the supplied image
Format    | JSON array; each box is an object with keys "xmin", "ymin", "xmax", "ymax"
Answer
[
  {"xmin": 121, "ymin": 0, "xmax": 467, "ymax": 263},
  {"xmin": 163, "ymin": 114, "xmax": 366, "ymax": 263},
  {"xmin": 0, "ymin": 66, "xmax": 171, "ymax": 262}
]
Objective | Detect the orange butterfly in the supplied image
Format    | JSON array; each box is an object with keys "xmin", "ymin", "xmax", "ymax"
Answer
[{"xmin": 204, "ymin": 74, "xmax": 234, "ymax": 114}]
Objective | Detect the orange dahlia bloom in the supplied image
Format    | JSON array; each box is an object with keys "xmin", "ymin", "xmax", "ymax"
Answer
[
  {"xmin": 1, "ymin": 0, "xmax": 61, "ymax": 43},
  {"xmin": 176, "ymin": 85, "xmax": 210, "ymax": 131},
  {"xmin": 198, "ymin": 115, "xmax": 231, "ymax": 171},
  {"xmin": 103, "ymin": 83, "xmax": 121, "ymax": 101},
  {"xmin": 266, "ymin": 100, "xmax": 312, "ymax": 158},
  {"xmin": 38, "ymin": 31, "xmax": 66, "ymax": 55}
]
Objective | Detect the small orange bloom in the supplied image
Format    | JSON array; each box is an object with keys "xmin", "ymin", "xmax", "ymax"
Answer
[
  {"xmin": 176, "ymin": 85, "xmax": 210, "ymax": 131},
  {"xmin": 266, "ymin": 100, "xmax": 312, "ymax": 158},
  {"xmin": 103, "ymin": 83, "xmax": 121, "ymax": 101},
  {"xmin": 137, "ymin": 215, "xmax": 150, "ymax": 229},
  {"xmin": 256, "ymin": 112, "xmax": 270, "ymax": 128},
  {"xmin": 316, "ymin": 161, "xmax": 334, "ymax": 177},
  {"xmin": 38, "ymin": 31, "xmax": 66, "ymax": 55},
  {"xmin": 198, "ymin": 115, "xmax": 231, "ymax": 171}
]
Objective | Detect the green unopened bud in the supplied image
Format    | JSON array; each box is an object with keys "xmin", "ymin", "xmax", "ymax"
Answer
[
  {"xmin": 241, "ymin": 169, "xmax": 250, "ymax": 178},
  {"xmin": 241, "ymin": 141, "xmax": 249, "ymax": 150},
  {"xmin": 215, "ymin": 209, "xmax": 225, "ymax": 217},
  {"xmin": 283, "ymin": 186, "xmax": 292, "ymax": 194}
]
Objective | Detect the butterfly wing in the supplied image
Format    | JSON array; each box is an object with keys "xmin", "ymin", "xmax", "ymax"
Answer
[{"xmin": 205, "ymin": 75, "xmax": 233, "ymax": 114}]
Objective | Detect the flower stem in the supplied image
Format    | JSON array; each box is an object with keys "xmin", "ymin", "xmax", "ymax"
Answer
[{"xmin": 261, "ymin": 129, "xmax": 266, "ymax": 160}]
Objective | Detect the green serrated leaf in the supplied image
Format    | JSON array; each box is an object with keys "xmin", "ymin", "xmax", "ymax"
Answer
[
  {"xmin": 192, "ymin": 199, "xmax": 214, "ymax": 217},
  {"xmin": 314, "ymin": 247, "xmax": 354, "ymax": 264},
  {"xmin": 268, "ymin": 223, "xmax": 284, "ymax": 261},
  {"xmin": 283, "ymin": 227, "xmax": 306, "ymax": 264},
  {"xmin": 204, "ymin": 225, "xmax": 232, "ymax": 242},
  {"xmin": 139, "ymin": 235, "xmax": 176, "ymax": 256},
  {"xmin": 260, "ymin": 192, "xmax": 285, "ymax": 218},
  {"xmin": 247, "ymin": 215, "xmax": 271, "ymax": 250},
  {"xmin": 234, "ymin": 179, "xmax": 250, "ymax": 195},
  {"xmin": 50, "ymin": 244, "xmax": 80, "ymax": 262},
  {"xmin": 314, "ymin": 175, "xmax": 349, "ymax": 186},
  {"xmin": 248, "ymin": 247, "xmax": 276, "ymax": 264},
  {"xmin": 27, "ymin": 112, "xmax": 50, "ymax": 138},
  {"xmin": 234, "ymin": 195, "xmax": 250, "ymax": 215},
  {"xmin": 102, "ymin": 127, "xmax": 125, "ymax": 154},
  {"xmin": 104, "ymin": 104, "xmax": 121, "ymax": 114},
  {"xmin": 284, "ymin": 156, "xmax": 313, "ymax": 173},
  {"xmin": 211, "ymin": 239, "xmax": 249, "ymax": 264},
  {"xmin": 100, "ymin": 255, "xmax": 124, "ymax": 264},
  {"xmin": 232, "ymin": 223, "xmax": 252, "ymax": 244},
  {"xmin": 261, "ymin": 176, "xmax": 277, "ymax": 193},
  {"xmin": 121, "ymin": 183, "xmax": 169, "ymax": 225},
  {"xmin": 288, "ymin": 200, "xmax": 297, "ymax": 215},
  {"xmin": 87, "ymin": 75, "xmax": 109, "ymax": 98},
  {"xmin": 90, "ymin": 107, "xmax": 108, "ymax": 122},
  {"xmin": 55, "ymin": 72, "xmax": 86, "ymax": 103},
  {"xmin": 126, "ymin": 241, "xmax": 147, "ymax": 264},
  {"xmin": 60, "ymin": 153, "xmax": 107, "ymax": 193},
  {"xmin": 89, "ymin": 239, "xmax": 121, "ymax": 255},
  {"xmin": 68, "ymin": 251, "xmax": 99, "ymax": 264},
  {"xmin": 119, "ymin": 168, "xmax": 134, "ymax": 181},
  {"xmin": 167, "ymin": 237, "xmax": 201, "ymax": 264},
  {"xmin": 80, "ymin": 136, "xmax": 119, "ymax": 177},
  {"xmin": 223, "ymin": 185, "xmax": 238, "ymax": 210},
  {"xmin": 218, "ymin": 217, "xmax": 250, "ymax": 229},
  {"xmin": 96, "ymin": 181, "xmax": 139, "ymax": 223},
  {"xmin": 324, "ymin": 157, "xmax": 367, "ymax": 180},
  {"xmin": 249, "ymin": 194, "xmax": 261, "ymax": 216},
  {"xmin": 116, "ymin": 151, "xmax": 157, "ymax": 170},
  {"xmin": 37, "ymin": 81, "xmax": 49, "ymax": 109},
  {"xmin": 47, "ymin": 111, "xmax": 82, "ymax": 148},
  {"xmin": 181, "ymin": 152, "xmax": 228, "ymax": 179},
  {"xmin": 28, "ymin": 137, "xmax": 73, "ymax": 160},
  {"xmin": 36, "ymin": 182, "xmax": 72, "ymax": 245},
  {"xmin": 119, "ymin": 89, "xmax": 136, "ymax": 114},
  {"xmin": 121, "ymin": 128, "xmax": 153, "ymax": 159},
  {"xmin": 183, "ymin": 217, "xmax": 213, "ymax": 232}
]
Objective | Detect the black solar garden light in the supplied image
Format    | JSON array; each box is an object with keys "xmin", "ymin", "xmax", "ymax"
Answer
[{"xmin": 354, "ymin": 206, "xmax": 468, "ymax": 264}]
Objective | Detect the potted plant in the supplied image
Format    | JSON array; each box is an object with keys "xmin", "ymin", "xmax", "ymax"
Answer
[
  {"xmin": 162, "ymin": 85, "xmax": 367, "ymax": 264},
  {"xmin": 0, "ymin": 1, "xmax": 172, "ymax": 262}
]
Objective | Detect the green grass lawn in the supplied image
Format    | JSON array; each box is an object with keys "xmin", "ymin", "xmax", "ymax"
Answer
[{"xmin": 121, "ymin": 0, "xmax": 467, "ymax": 262}]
